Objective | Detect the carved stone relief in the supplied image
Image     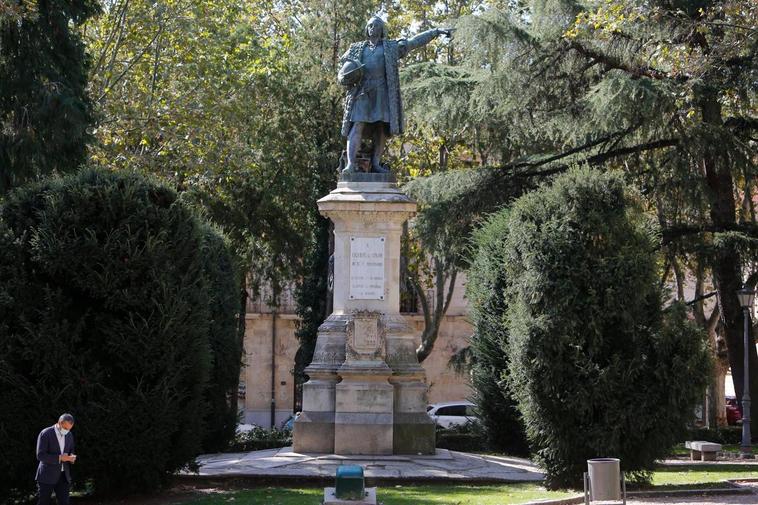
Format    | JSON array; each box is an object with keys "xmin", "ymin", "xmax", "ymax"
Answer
[{"xmin": 345, "ymin": 310, "xmax": 386, "ymax": 362}]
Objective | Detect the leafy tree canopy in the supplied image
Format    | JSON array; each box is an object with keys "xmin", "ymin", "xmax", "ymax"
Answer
[{"xmin": 405, "ymin": 0, "xmax": 756, "ymax": 415}]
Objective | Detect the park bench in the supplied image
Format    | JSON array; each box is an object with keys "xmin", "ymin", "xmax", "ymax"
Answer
[{"xmin": 685, "ymin": 440, "xmax": 722, "ymax": 461}]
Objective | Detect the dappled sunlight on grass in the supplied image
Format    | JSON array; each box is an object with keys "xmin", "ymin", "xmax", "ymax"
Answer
[
  {"xmin": 379, "ymin": 483, "xmax": 574, "ymax": 504},
  {"xmin": 183, "ymin": 484, "xmax": 575, "ymax": 505},
  {"xmin": 175, "ymin": 466, "xmax": 758, "ymax": 505}
]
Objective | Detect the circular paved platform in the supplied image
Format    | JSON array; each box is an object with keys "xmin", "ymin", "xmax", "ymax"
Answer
[{"xmin": 186, "ymin": 447, "xmax": 544, "ymax": 482}]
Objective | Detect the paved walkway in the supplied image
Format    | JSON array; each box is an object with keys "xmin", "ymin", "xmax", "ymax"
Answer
[{"xmin": 189, "ymin": 447, "xmax": 544, "ymax": 482}]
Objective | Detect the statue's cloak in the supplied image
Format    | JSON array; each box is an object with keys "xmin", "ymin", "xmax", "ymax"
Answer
[{"xmin": 339, "ymin": 30, "xmax": 438, "ymax": 138}]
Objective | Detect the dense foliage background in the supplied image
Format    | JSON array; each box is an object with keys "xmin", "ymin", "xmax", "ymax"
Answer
[
  {"xmin": 0, "ymin": 169, "xmax": 241, "ymax": 498},
  {"xmin": 408, "ymin": 0, "xmax": 757, "ymax": 424}
]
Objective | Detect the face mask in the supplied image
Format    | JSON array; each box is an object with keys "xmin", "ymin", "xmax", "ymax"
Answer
[{"xmin": 58, "ymin": 426, "xmax": 69, "ymax": 436}]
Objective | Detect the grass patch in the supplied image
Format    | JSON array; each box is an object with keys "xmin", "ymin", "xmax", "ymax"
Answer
[
  {"xmin": 181, "ymin": 483, "xmax": 576, "ymax": 505},
  {"xmin": 650, "ymin": 464, "xmax": 758, "ymax": 487},
  {"xmin": 669, "ymin": 444, "xmax": 741, "ymax": 457},
  {"xmin": 175, "ymin": 466, "xmax": 758, "ymax": 504}
]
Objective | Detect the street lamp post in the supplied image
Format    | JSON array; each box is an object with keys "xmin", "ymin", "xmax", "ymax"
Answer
[{"xmin": 737, "ymin": 287, "xmax": 755, "ymax": 459}]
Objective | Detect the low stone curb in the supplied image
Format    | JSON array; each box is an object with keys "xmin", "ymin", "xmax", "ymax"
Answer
[
  {"xmin": 174, "ymin": 473, "xmax": 541, "ymax": 486},
  {"xmin": 521, "ymin": 479, "xmax": 754, "ymax": 505}
]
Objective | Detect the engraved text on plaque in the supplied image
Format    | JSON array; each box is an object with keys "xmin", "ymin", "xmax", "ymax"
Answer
[{"xmin": 349, "ymin": 236, "xmax": 385, "ymax": 300}]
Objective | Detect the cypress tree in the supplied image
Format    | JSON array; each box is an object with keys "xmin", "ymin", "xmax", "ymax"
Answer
[
  {"xmin": 295, "ymin": 216, "xmax": 331, "ymax": 409},
  {"xmin": 467, "ymin": 209, "xmax": 529, "ymax": 455},
  {"xmin": 0, "ymin": 0, "xmax": 100, "ymax": 193},
  {"xmin": 199, "ymin": 225, "xmax": 243, "ymax": 453},
  {"xmin": 502, "ymin": 168, "xmax": 711, "ymax": 488}
]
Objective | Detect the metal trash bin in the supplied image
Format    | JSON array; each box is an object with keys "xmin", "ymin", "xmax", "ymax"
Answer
[{"xmin": 584, "ymin": 458, "xmax": 626, "ymax": 504}]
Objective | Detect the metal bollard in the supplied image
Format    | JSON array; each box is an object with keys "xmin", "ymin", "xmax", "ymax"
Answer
[
  {"xmin": 583, "ymin": 458, "xmax": 626, "ymax": 505},
  {"xmin": 335, "ymin": 465, "xmax": 366, "ymax": 500}
]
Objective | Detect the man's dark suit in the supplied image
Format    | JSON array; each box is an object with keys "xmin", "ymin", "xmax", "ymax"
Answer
[{"xmin": 35, "ymin": 426, "xmax": 74, "ymax": 505}]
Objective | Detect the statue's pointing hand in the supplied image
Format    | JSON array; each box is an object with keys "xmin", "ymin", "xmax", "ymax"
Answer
[{"xmin": 438, "ymin": 28, "xmax": 455, "ymax": 39}]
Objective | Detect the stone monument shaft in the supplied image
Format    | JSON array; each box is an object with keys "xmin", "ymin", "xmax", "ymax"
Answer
[{"xmin": 293, "ymin": 174, "xmax": 435, "ymax": 455}]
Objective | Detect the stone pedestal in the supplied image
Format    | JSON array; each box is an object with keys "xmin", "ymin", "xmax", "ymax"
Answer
[
  {"xmin": 294, "ymin": 173, "xmax": 435, "ymax": 455},
  {"xmin": 385, "ymin": 314, "xmax": 436, "ymax": 454},
  {"xmin": 293, "ymin": 314, "xmax": 346, "ymax": 453}
]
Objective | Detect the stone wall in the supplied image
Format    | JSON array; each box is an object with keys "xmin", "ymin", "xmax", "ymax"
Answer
[
  {"xmin": 241, "ymin": 312, "xmax": 472, "ymax": 428},
  {"xmin": 406, "ymin": 315, "xmax": 471, "ymax": 404},
  {"xmin": 241, "ymin": 313, "xmax": 301, "ymax": 428}
]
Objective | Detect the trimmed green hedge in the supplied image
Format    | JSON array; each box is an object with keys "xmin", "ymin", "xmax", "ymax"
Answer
[
  {"xmin": 476, "ymin": 168, "xmax": 711, "ymax": 488},
  {"xmin": 686, "ymin": 427, "xmax": 743, "ymax": 445},
  {"xmin": 467, "ymin": 207, "xmax": 529, "ymax": 456},
  {"xmin": 229, "ymin": 427, "xmax": 293, "ymax": 452},
  {"xmin": 0, "ymin": 169, "xmax": 241, "ymax": 498},
  {"xmin": 435, "ymin": 423, "xmax": 487, "ymax": 452}
]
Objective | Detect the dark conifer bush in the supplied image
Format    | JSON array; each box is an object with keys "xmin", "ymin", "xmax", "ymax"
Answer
[
  {"xmin": 0, "ymin": 0, "xmax": 99, "ymax": 193},
  {"xmin": 0, "ymin": 169, "xmax": 239, "ymax": 497},
  {"xmin": 489, "ymin": 168, "xmax": 710, "ymax": 488},
  {"xmin": 198, "ymin": 225, "xmax": 243, "ymax": 453},
  {"xmin": 467, "ymin": 210, "xmax": 529, "ymax": 456}
]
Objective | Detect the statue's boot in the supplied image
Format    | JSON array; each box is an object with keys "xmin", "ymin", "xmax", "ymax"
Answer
[
  {"xmin": 342, "ymin": 163, "xmax": 357, "ymax": 175},
  {"xmin": 371, "ymin": 163, "xmax": 390, "ymax": 174}
]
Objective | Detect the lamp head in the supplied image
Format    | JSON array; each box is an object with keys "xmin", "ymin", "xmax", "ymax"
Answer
[{"xmin": 737, "ymin": 287, "xmax": 755, "ymax": 309}]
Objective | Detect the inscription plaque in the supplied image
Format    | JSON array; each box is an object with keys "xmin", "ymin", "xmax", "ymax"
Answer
[{"xmin": 349, "ymin": 236, "xmax": 385, "ymax": 300}]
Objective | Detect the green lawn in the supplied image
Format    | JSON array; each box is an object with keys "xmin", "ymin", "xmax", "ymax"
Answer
[
  {"xmin": 651, "ymin": 464, "xmax": 758, "ymax": 487},
  {"xmin": 669, "ymin": 443, "xmax": 742, "ymax": 457},
  {"xmin": 181, "ymin": 483, "xmax": 575, "ymax": 505},
  {"xmin": 124, "ymin": 465, "xmax": 758, "ymax": 505}
]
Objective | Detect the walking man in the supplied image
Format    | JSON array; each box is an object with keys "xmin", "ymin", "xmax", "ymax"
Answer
[{"xmin": 35, "ymin": 413, "xmax": 76, "ymax": 505}]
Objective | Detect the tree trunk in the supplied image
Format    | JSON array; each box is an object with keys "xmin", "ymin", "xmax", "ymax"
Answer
[
  {"xmin": 700, "ymin": 88, "xmax": 758, "ymax": 429},
  {"xmin": 0, "ymin": 147, "xmax": 12, "ymax": 194},
  {"xmin": 414, "ymin": 258, "xmax": 458, "ymax": 363}
]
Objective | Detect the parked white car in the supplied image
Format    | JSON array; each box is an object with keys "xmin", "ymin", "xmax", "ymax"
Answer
[{"xmin": 427, "ymin": 401, "xmax": 477, "ymax": 428}]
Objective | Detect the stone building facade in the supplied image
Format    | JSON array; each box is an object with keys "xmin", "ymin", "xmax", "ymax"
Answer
[{"xmin": 240, "ymin": 277, "xmax": 472, "ymax": 428}]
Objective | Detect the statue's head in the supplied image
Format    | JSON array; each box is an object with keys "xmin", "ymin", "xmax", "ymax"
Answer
[{"xmin": 365, "ymin": 16, "xmax": 386, "ymax": 40}]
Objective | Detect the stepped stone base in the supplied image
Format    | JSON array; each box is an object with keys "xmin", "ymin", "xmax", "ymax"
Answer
[
  {"xmin": 293, "ymin": 411, "xmax": 335, "ymax": 454},
  {"xmin": 393, "ymin": 413, "xmax": 436, "ymax": 455}
]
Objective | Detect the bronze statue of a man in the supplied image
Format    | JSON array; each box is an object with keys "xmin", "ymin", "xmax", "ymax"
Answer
[{"xmin": 338, "ymin": 16, "xmax": 452, "ymax": 175}]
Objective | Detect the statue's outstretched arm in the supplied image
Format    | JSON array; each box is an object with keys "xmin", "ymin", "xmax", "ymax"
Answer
[{"xmin": 398, "ymin": 28, "xmax": 448, "ymax": 58}]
